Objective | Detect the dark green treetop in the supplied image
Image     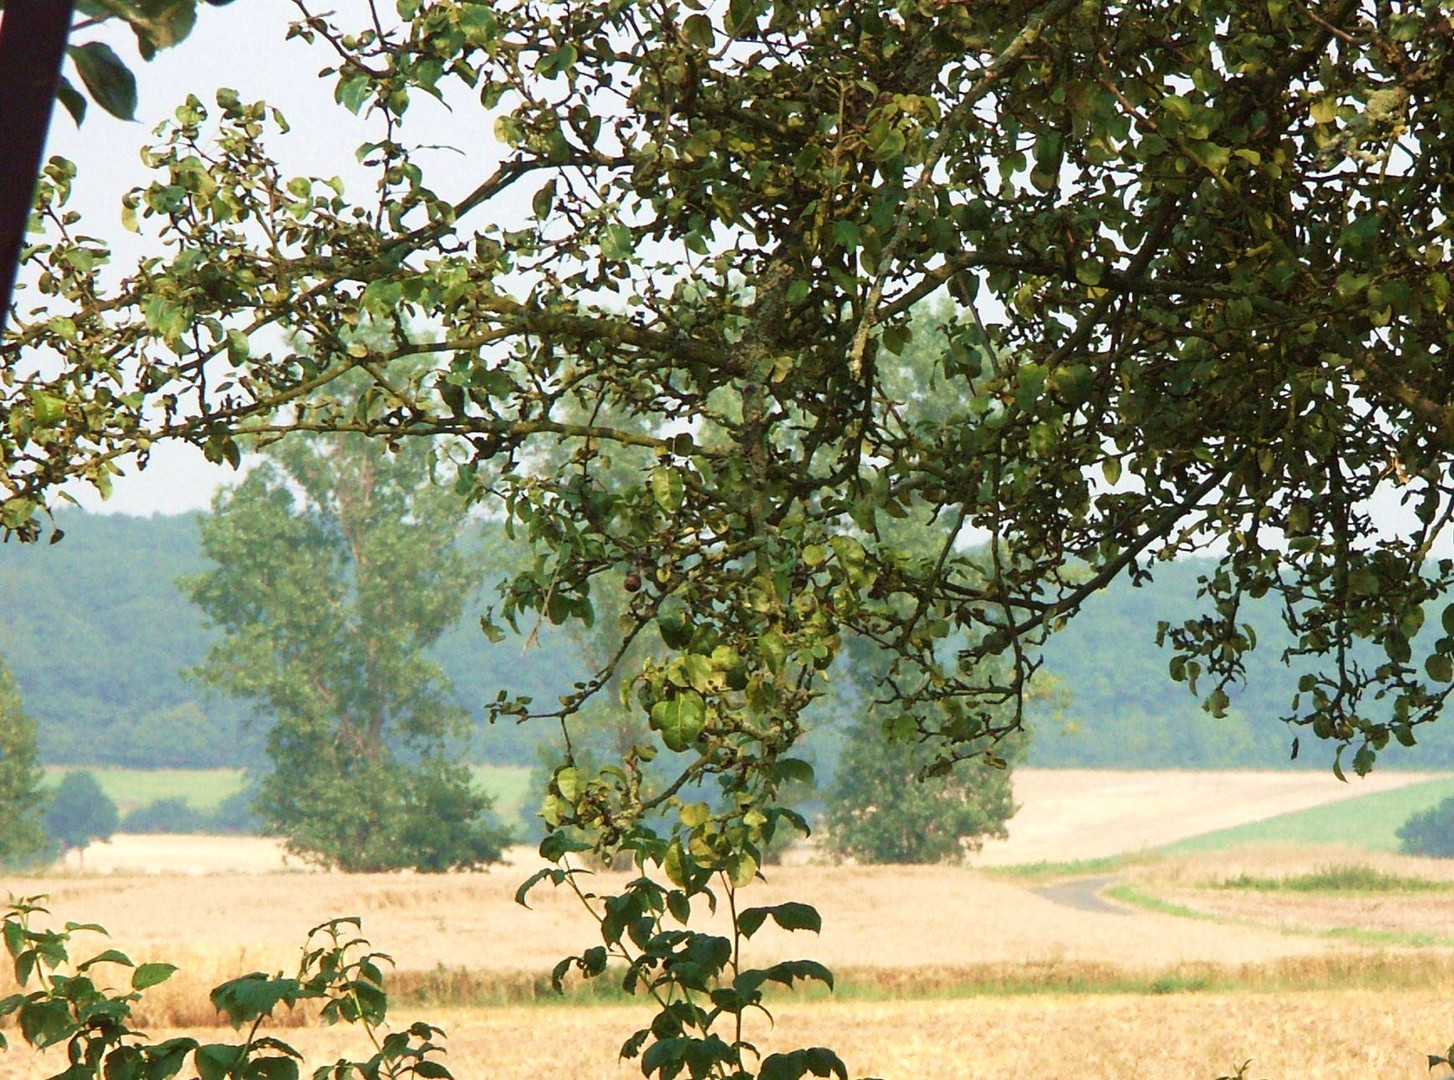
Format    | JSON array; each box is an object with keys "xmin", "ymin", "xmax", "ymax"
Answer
[{"xmin": 44, "ymin": 770, "xmax": 117, "ymax": 855}]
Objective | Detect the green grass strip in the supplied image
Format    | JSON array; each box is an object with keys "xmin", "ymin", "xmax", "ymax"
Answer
[
  {"xmin": 1165, "ymin": 776, "xmax": 1454, "ymax": 854},
  {"xmin": 1215, "ymin": 864, "xmax": 1454, "ymax": 893}
]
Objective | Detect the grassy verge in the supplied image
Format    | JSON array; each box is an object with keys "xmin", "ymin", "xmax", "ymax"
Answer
[
  {"xmin": 1108, "ymin": 880, "xmax": 1454, "ymax": 949},
  {"xmin": 1104, "ymin": 883, "xmax": 1212, "ymax": 921},
  {"xmin": 386, "ymin": 951, "xmax": 1454, "ymax": 1009},
  {"xmin": 982, "ymin": 853, "xmax": 1157, "ymax": 885},
  {"xmin": 1213, "ymin": 864, "xmax": 1454, "ymax": 893}
]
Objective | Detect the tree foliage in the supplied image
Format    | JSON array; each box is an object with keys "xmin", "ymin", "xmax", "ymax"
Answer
[
  {"xmin": 43, "ymin": 770, "xmax": 117, "ymax": 855},
  {"xmin": 0, "ymin": 657, "xmax": 46, "ymax": 866},
  {"xmin": 8, "ymin": 2, "xmax": 1454, "ymax": 1076},
  {"xmin": 183, "ymin": 432, "xmax": 510, "ymax": 872},
  {"xmin": 1397, "ymin": 795, "xmax": 1454, "ymax": 858},
  {"xmin": 823, "ymin": 712, "xmax": 1018, "ymax": 865},
  {"xmin": 42, "ymin": 0, "xmax": 231, "ymax": 125}
]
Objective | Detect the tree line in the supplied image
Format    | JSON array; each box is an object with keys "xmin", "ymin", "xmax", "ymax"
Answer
[{"xmin": 10, "ymin": 510, "xmax": 1454, "ymax": 776}]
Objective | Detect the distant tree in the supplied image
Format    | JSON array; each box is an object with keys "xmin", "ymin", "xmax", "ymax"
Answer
[
  {"xmin": 119, "ymin": 797, "xmax": 207, "ymax": 835},
  {"xmin": 183, "ymin": 431, "xmax": 511, "ymax": 872},
  {"xmin": 823, "ymin": 713, "xmax": 1020, "ymax": 865},
  {"xmin": 209, "ymin": 781, "xmax": 263, "ymax": 835},
  {"xmin": 1397, "ymin": 797, "xmax": 1454, "ymax": 859},
  {"xmin": 44, "ymin": 770, "xmax": 118, "ymax": 856},
  {"xmin": 0, "ymin": 657, "xmax": 47, "ymax": 865}
]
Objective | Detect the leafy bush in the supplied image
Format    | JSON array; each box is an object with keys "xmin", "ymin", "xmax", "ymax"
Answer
[
  {"xmin": 119, "ymin": 797, "xmax": 208, "ymax": 834},
  {"xmin": 0, "ymin": 898, "xmax": 454, "ymax": 1080},
  {"xmin": 822, "ymin": 716, "xmax": 1021, "ymax": 864},
  {"xmin": 43, "ymin": 770, "xmax": 118, "ymax": 854},
  {"xmin": 1397, "ymin": 796, "xmax": 1454, "ymax": 858},
  {"xmin": 0, "ymin": 658, "xmax": 47, "ymax": 866}
]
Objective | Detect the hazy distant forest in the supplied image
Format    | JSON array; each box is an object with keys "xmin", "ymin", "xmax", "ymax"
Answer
[{"xmin": 6, "ymin": 509, "xmax": 1452, "ymax": 775}]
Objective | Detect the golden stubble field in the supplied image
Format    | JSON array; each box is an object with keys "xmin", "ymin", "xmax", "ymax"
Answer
[
  {"xmin": 5, "ymin": 854, "xmax": 1454, "ymax": 1079},
  {"xmin": 5, "ymin": 770, "xmax": 1454, "ymax": 1079}
]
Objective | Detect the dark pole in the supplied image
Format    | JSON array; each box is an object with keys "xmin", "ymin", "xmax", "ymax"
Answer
[{"xmin": 0, "ymin": 0, "xmax": 76, "ymax": 337}]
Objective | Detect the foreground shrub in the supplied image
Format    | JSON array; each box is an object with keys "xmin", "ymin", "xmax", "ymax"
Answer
[{"xmin": 0, "ymin": 898, "xmax": 453, "ymax": 1080}]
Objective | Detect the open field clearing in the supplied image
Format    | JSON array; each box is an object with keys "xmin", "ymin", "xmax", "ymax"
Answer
[
  {"xmin": 5, "ymin": 992, "xmax": 1454, "ymax": 1080},
  {"xmin": 969, "ymin": 768, "xmax": 1446, "ymax": 865},
  {"xmin": 0, "ymin": 859, "xmax": 1355, "ymax": 985},
  {"xmin": 1166, "ymin": 776, "xmax": 1454, "ymax": 853},
  {"xmin": 41, "ymin": 768, "xmax": 249, "ymax": 816}
]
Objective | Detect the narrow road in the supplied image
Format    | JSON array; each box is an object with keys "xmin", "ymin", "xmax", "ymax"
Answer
[{"xmin": 1031, "ymin": 875, "xmax": 1133, "ymax": 915}]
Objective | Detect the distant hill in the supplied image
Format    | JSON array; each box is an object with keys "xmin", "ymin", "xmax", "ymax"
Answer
[
  {"xmin": 1025, "ymin": 559, "xmax": 1454, "ymax": 770},
  {"xmin": 4, "ymin": 510, "xmax": 1452, "ymax": 772}
]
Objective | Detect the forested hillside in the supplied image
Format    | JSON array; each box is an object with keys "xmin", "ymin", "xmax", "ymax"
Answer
[
  {"xmin": 4, "ymin": 510, "xmax": 1453, "ymax": 771},
  {"xmin": 1029, "ymin": 564, "xmax": 1454, "ymax": 770},
  {"xmin": 0, "ymin": 510, "xmax": 574, "ymax": 767}
]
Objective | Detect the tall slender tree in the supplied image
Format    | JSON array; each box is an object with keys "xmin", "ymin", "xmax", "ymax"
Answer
[{"xmin": 184, "ymin": 431, "xmax": 510, "ymax": 872}]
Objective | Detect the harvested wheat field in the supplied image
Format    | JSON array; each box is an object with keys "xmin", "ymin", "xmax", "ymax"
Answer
[
  {"xmin": 5, "ymin": 771, "xmax": 1454, "ymax": 1079},
  {"xmin": 0, "ymin": 858, "xmax": 1354, "ymax": 985},
  {"xmin": 969, "ymin": 768, "xmax": 1442, "ymax": 865},
  {"xmin": 3, "ymin": 991, "xmax": 1454, "ymax": 1080}
]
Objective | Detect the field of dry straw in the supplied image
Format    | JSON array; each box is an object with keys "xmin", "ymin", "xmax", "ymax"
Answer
[{"xmin": 4, "ymin": 770, "xmax": 1454, "ymax": 1079}]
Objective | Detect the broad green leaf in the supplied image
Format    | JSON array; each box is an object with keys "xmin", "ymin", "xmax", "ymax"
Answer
[{"xmin": 68, "ymin": 43, "xmax": 138, "ymax": 121}]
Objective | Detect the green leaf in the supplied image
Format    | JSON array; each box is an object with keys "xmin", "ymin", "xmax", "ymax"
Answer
[
  {"xmin": 56, "ymin": 76, "xmax": 86, "ymax": 126},
  {"xmin": 29, "ymin": 391, "xmax": 65, "ymax": 427},
  {"xmin": 78, "ymin": 948, "xmax": 133, "ymax": 971},
  {"xmin": 737, "ymin": 902, "xmax": 821, "ymax": 938},
  {"xmin": 601, "ymin": 223, "xmax": 633, "ymax": 261},
  {"xmin": 725, "ymin": 849, "xmax": 758, "ymax": 887},
  {"xmin": 651, "ymin": 465, "xmax": 684, "ymax": 512},
  {"xmin": 68, "ymin": 43, "xmax": 138, "ymax": 121},
  {"xmin": 210, "ymin": 973, "xmax": 302, "ymax": 1026},
  {"xmin": 651, "ymin": 691, "xmax": 707, "ymax": 752},
  {"xmin": 554, "ymin": 766, "xmax": 584, "ymax": 802},
  {"xmin": 244, "ymin": 1057, "xmax": 300, "ymax": 1080},
  {"xmin": 195, "ymin": 1043, "xmax": 245, "ymax": 1080},
  {"xmin": 336, "ymin": 74, "xmax": 371, "ymax": 114},
  {"xmin": 132, "ymin": 960, "xmax": 178, "ymax": 990}
]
